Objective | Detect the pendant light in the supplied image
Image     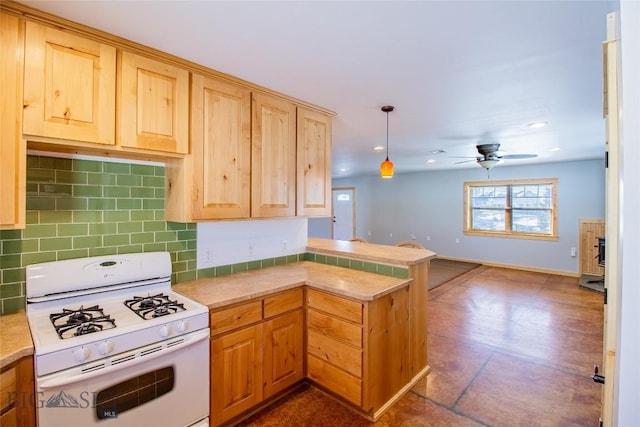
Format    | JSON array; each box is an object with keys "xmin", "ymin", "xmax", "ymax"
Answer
[{"xmin": 380, "ymin": 105, "xmax": 395, "ymax": 178}]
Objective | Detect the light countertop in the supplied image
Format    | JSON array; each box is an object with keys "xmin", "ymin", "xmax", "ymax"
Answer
[
  {"xmin": 307, "ymin": 237, "xmax": 436, "ymax": 266},
  {"xmin": 0, "ymin": 310, "xmax": 34, "ymax": 369},
  {"xmin": 173, "ymin": 261, "xmax": 412, "ymax": 309}
]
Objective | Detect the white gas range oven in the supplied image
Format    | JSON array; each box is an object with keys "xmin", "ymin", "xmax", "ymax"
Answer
[{"xmin": 25, "ymin": 252, "xmax": 210, "ymax": 427}]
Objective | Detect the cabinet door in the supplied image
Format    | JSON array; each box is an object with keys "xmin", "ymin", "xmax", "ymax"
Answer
[
  {"xmin": 263, "ymin": 310, "xmax": 304, "ymax": 398},
  {"xmin": 210, "ymin": 324, "xmax": 263, "ymax": 426},
  {"xmin": 1, "ymin": 12, "xmax": 26, "ymax": 230},
  {"xmin": 0, "ymin": 357, "xmax": 35, "ymax": 427},
  {"xmin": 23, "ymin": 21, "xmax": 116, "ymax": 145},
  {"xmin": 251, "ymin": 92, "xmax": 296, "ymax": 218},
  {"xmin": 579, "ymin": 219, "xmax": 605, "ymax": 276},
  {"xmin": 297, "ymin": 107, "xmax": 332, "ymax": 217},
  {"xmin": 119, "ymin": 51, "xmax": 188, "ymax": 154},
  {"xmin": 191, "ymin": 75, "xmax": 251, "ymax": 219}
]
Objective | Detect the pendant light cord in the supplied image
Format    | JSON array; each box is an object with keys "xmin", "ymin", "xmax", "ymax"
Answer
[{"xmin": 385, "ymin": 110, "xmax": 390, "ymax": 160}]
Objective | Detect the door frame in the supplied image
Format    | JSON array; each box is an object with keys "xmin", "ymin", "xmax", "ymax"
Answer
[{"xmin": 331, "ymin": 187, "xmax": 356, "ymax": 240}]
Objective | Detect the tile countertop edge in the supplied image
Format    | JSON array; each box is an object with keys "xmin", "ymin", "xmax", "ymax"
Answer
[
  {"xmin": 173, "ymin": 261, "xmax": 413, "ymax": 308},
  {"xmin": 0, "ymin": 311, "xmax": 34, "ymax": 369},
  {"xmin": 306, "ymin": 237, "xmax": 437, "ymax": 266}
]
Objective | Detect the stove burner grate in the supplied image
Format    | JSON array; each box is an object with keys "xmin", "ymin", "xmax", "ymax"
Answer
[
  {"xmin": 124, "ymin": 293, "xmax": 186, "ymax": 320},
  {"xmin": 49, "ymin": 305, "xmax": 116, "ymax": 339}
]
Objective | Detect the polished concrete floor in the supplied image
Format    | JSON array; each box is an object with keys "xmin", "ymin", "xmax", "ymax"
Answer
[{"xmin": 238, "ymin": 266, "xmax": 604, "ymax": 426}]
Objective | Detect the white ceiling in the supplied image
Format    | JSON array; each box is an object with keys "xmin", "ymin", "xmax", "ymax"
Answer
[{"xmin": 18, "ymin": 0, "xmax": 614, "ymax": 177}]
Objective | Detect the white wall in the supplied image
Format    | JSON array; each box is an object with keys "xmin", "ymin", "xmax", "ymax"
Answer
[
  {"xmin": 197, "ymin": 218, "xmax": 308, "ymax": 268},
  {"xmin": 615, "ymin": 1, "xmax": 640, "ymax": 423},
  {"xmin": 330, "ymin": 159, "xmax": 604, "ymax": 274}
]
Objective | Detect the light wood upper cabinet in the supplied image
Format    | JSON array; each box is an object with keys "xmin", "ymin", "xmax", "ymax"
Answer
[
  {"xmin": 23, "ymin": 21, "xmax": 116, "ymax": 145},
  {"xmin": 166, "ymin": 75, "xmax": 251, "ymax": 221},
  {"xmin": 297, "ymin": 107, "xmax": 332, "ymax": 217},
  {"xmin": 1, "ymin": 12, "xmax": 26, "ymax": 230},
  {"xmin": 119, "ymin": 51, "xmax": 189, "ymax": 154},
  {"xmin": 251, "ymin": 92, "xmax": 297, "ymax": 218}
]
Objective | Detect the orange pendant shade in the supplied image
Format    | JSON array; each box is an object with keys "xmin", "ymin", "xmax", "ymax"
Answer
[{"xmin": 380, "ymin": 158, "xmax": 394, "ymax": 178}]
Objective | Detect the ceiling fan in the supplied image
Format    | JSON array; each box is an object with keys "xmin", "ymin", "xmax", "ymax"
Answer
[{"xmin": 452, "ymin": 143, "xmax": 538, "ymax": 171}]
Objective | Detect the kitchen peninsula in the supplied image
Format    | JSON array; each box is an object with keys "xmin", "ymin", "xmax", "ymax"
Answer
[{"xmin": 174, "ymin": 238, "xmax": 435, "ymax": 426}]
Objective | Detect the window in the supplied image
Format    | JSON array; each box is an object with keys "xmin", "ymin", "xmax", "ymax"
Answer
[{"xmin": 463, "ymin": 179, "xmax": 557, "ymax": 240}]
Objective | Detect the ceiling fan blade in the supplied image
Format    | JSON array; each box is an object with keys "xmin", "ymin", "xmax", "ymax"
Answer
[
  {"xmin": 501, "ymin": 154, "xmax": 538, "ymax": 160},
  {"xmin": 454, "ymin": 159, "xmax": 477, "ymax": 165},
  {"xmin": 449, "ymin": 156, "xmax": 478, "ymax": 159}
]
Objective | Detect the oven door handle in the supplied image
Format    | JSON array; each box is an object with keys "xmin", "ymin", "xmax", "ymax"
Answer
[{"xmin": 38, "ymin": 329, "xmax": 209, "ymax": 390}]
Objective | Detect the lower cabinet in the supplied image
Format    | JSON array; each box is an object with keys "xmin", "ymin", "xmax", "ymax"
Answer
[
  {"xmin": 306, "ymin": 288, "xmax": 364, "ymax": 407},
  {"xmin": 210, "ymin": 283, "xmax": 415, "ymax": 423},
  {"xmin": 263, "ymin": 310, "xmax": 304, "ymax": 399},
  {"xmin": 0, "ymin": 356, "xmax": 36, "ymax": 427},
  {"xmin": 210, "ymin": 289, "xmax": 303, "ymax": 426},
  {"xmin": 306, "ymin": 286, "xmax": 411, "ymax": 417},
  {"xmin": 210, "ymin": 323, "xmax": 263, "ymax": 424}
]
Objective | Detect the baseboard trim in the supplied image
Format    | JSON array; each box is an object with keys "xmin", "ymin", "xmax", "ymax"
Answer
[{"xmin": 435, "ymin": 256, "xmax": 579, "ymax": 278}]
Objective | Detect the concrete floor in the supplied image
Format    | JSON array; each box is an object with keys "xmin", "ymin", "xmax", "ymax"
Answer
[{"xmin": 238, "ymin": 266, "xmax": 604, "ymax": 426}]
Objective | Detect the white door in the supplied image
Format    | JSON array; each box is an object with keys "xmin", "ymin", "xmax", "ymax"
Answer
[{"xmin": 331, "ymin": 187, "xmax": 355, "ymax": 241}]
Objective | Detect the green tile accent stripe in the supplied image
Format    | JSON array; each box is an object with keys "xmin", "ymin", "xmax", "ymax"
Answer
[
  {"xmin": 192, "ymin": 252, "xmax": 409, "ymax": 281},
  {"xmin": 196, "ymin": 254, "xmax": 304, "ymax": 280},
  {"xmin": 0, "ymin": 155, "xmax": 196, "ymax": 314},
  {"xmin": 304, "ymin": 252, "xmax": 409, "ymax": 279}
]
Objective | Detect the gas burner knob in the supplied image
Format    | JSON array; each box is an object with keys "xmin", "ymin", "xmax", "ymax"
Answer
[
  {"xmin": 98, "ymin": 341, "xmax": 114, "ymax": 355},
  {"xmin": 176, "ymin": 320, "xmax": 187, "ymax": 333},
  {"xmin": 73, "ymin": 347, "xmax": 91, "ymax": 363},
  {"xmin": 159, "ymin": 324, "xmax": 172, "ymax": 338}
]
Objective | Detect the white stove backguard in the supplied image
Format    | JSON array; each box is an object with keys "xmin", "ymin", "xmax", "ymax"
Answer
[{"xmin": 26, "ymin": 252, "xmax": 172, "ymax": 302}]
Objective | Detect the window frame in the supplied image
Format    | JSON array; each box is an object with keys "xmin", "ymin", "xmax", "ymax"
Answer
[{"xmin": 463, "ymin": 178, "xmax": 558, "ymax": 241}]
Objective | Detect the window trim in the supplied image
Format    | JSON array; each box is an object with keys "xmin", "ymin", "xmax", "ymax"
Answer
[{"xmin": 463, "ymin": 178, "xmax": 558, "ymax": 241}]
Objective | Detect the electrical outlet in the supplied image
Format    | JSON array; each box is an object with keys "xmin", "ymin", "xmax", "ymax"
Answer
[
  {"xmin": 455, "ymin": 238, "xmax": 460, "ymax": 244},
  {"xmin": 281, "ymin": 239, "xmax": 287, "ymax": 252},
  {"xmin": 411, "ymin": 234, "xmax": 416, "ymax": 240},
  {"xmin": 427, "ymin": 235, "xmax": 431, "ymax": 241},
  {"xmin": 204, "ymin": 248, "xmax": 214, "ymax": 262},
  {"xmin": 389, "ymin": 233, "xmax": 393, "ymax": 238},
  {"xmin": 570, "ymin": 247, "xmax": 577, "ymax": 257},
  {"xmin": 367, "ymin": 231, "xmax": 371, "ymax": 236}
]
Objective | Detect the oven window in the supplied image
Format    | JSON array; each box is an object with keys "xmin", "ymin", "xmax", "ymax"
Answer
[{"xmin": 95, "ymin": 366, "xmax": 174, "ymax": 419}]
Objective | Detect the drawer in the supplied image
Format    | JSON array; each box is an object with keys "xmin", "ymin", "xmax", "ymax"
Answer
[
  {"xmin": 307, "ymin": 309, "xmax": 362, "ymax": 348},
  {"xmin": 307, "ymin": 354, "xmax": 361, "ymax": 407},
  {"xmin": 307, "ymin": 289, "xmax": 363, "ymax": 324},
  {"xmin": 0, "ymin": 367, "xmax": 16, "ymax": 411},
  {"xmin": 264, "ymin": 288, "xmax": 303, "ymax": 319},
  {"xmin": 210, "ymin": 300, "xmax": 262, "ymax": 335},
  {"xmin": 307, "ymin": 329, "xmax": 362, "ymax": 378}
]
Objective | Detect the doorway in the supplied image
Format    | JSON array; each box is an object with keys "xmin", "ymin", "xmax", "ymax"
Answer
[{"xmin": 331, "ymin": 187, "xmax": 356, "ymax": 240}]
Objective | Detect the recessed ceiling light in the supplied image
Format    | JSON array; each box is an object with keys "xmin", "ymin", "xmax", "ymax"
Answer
[
  {"xmin": 550, "ymin": 147, "xmax": 561, "ymax": 151},
  {"xmin": 528, "ymin": 121, "xmax": 548, "ymax": 129},
  {"xmin": 426, "ymin": 159, "xmax": 436, "ymax": 164},
  {"xmin": 339, "ymin": 168, "xmax": 348, "ymax": 172},
  {"xmin": 372, "ymin": 145, "xmax": 384, "ymax": 151},
  {"xmin": 430, "ymin": 149, "xmax": 446, "ymax": 154}
]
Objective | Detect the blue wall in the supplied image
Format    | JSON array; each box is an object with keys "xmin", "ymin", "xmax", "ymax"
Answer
[{"xmin": 312, "ymin": 159, "xmax": 604, "ymax": 274}]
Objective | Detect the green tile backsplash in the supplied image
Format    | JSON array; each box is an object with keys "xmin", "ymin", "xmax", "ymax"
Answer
[
  {"xmin": 0, "ymin": 155, "xmax": 197, "ymax": 314},
  {"xmin": 0, "ymin": 156, "xmax": 407, "ymax": 315}
]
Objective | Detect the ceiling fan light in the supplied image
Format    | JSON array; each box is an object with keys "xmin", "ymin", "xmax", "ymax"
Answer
[
  {"xmin": 380, "ymin": 158, "xmax": 394, "ymax": 178},
  {"xmin": 478, "ymin": 159, "xmax": 499, "ymax": 170}
]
